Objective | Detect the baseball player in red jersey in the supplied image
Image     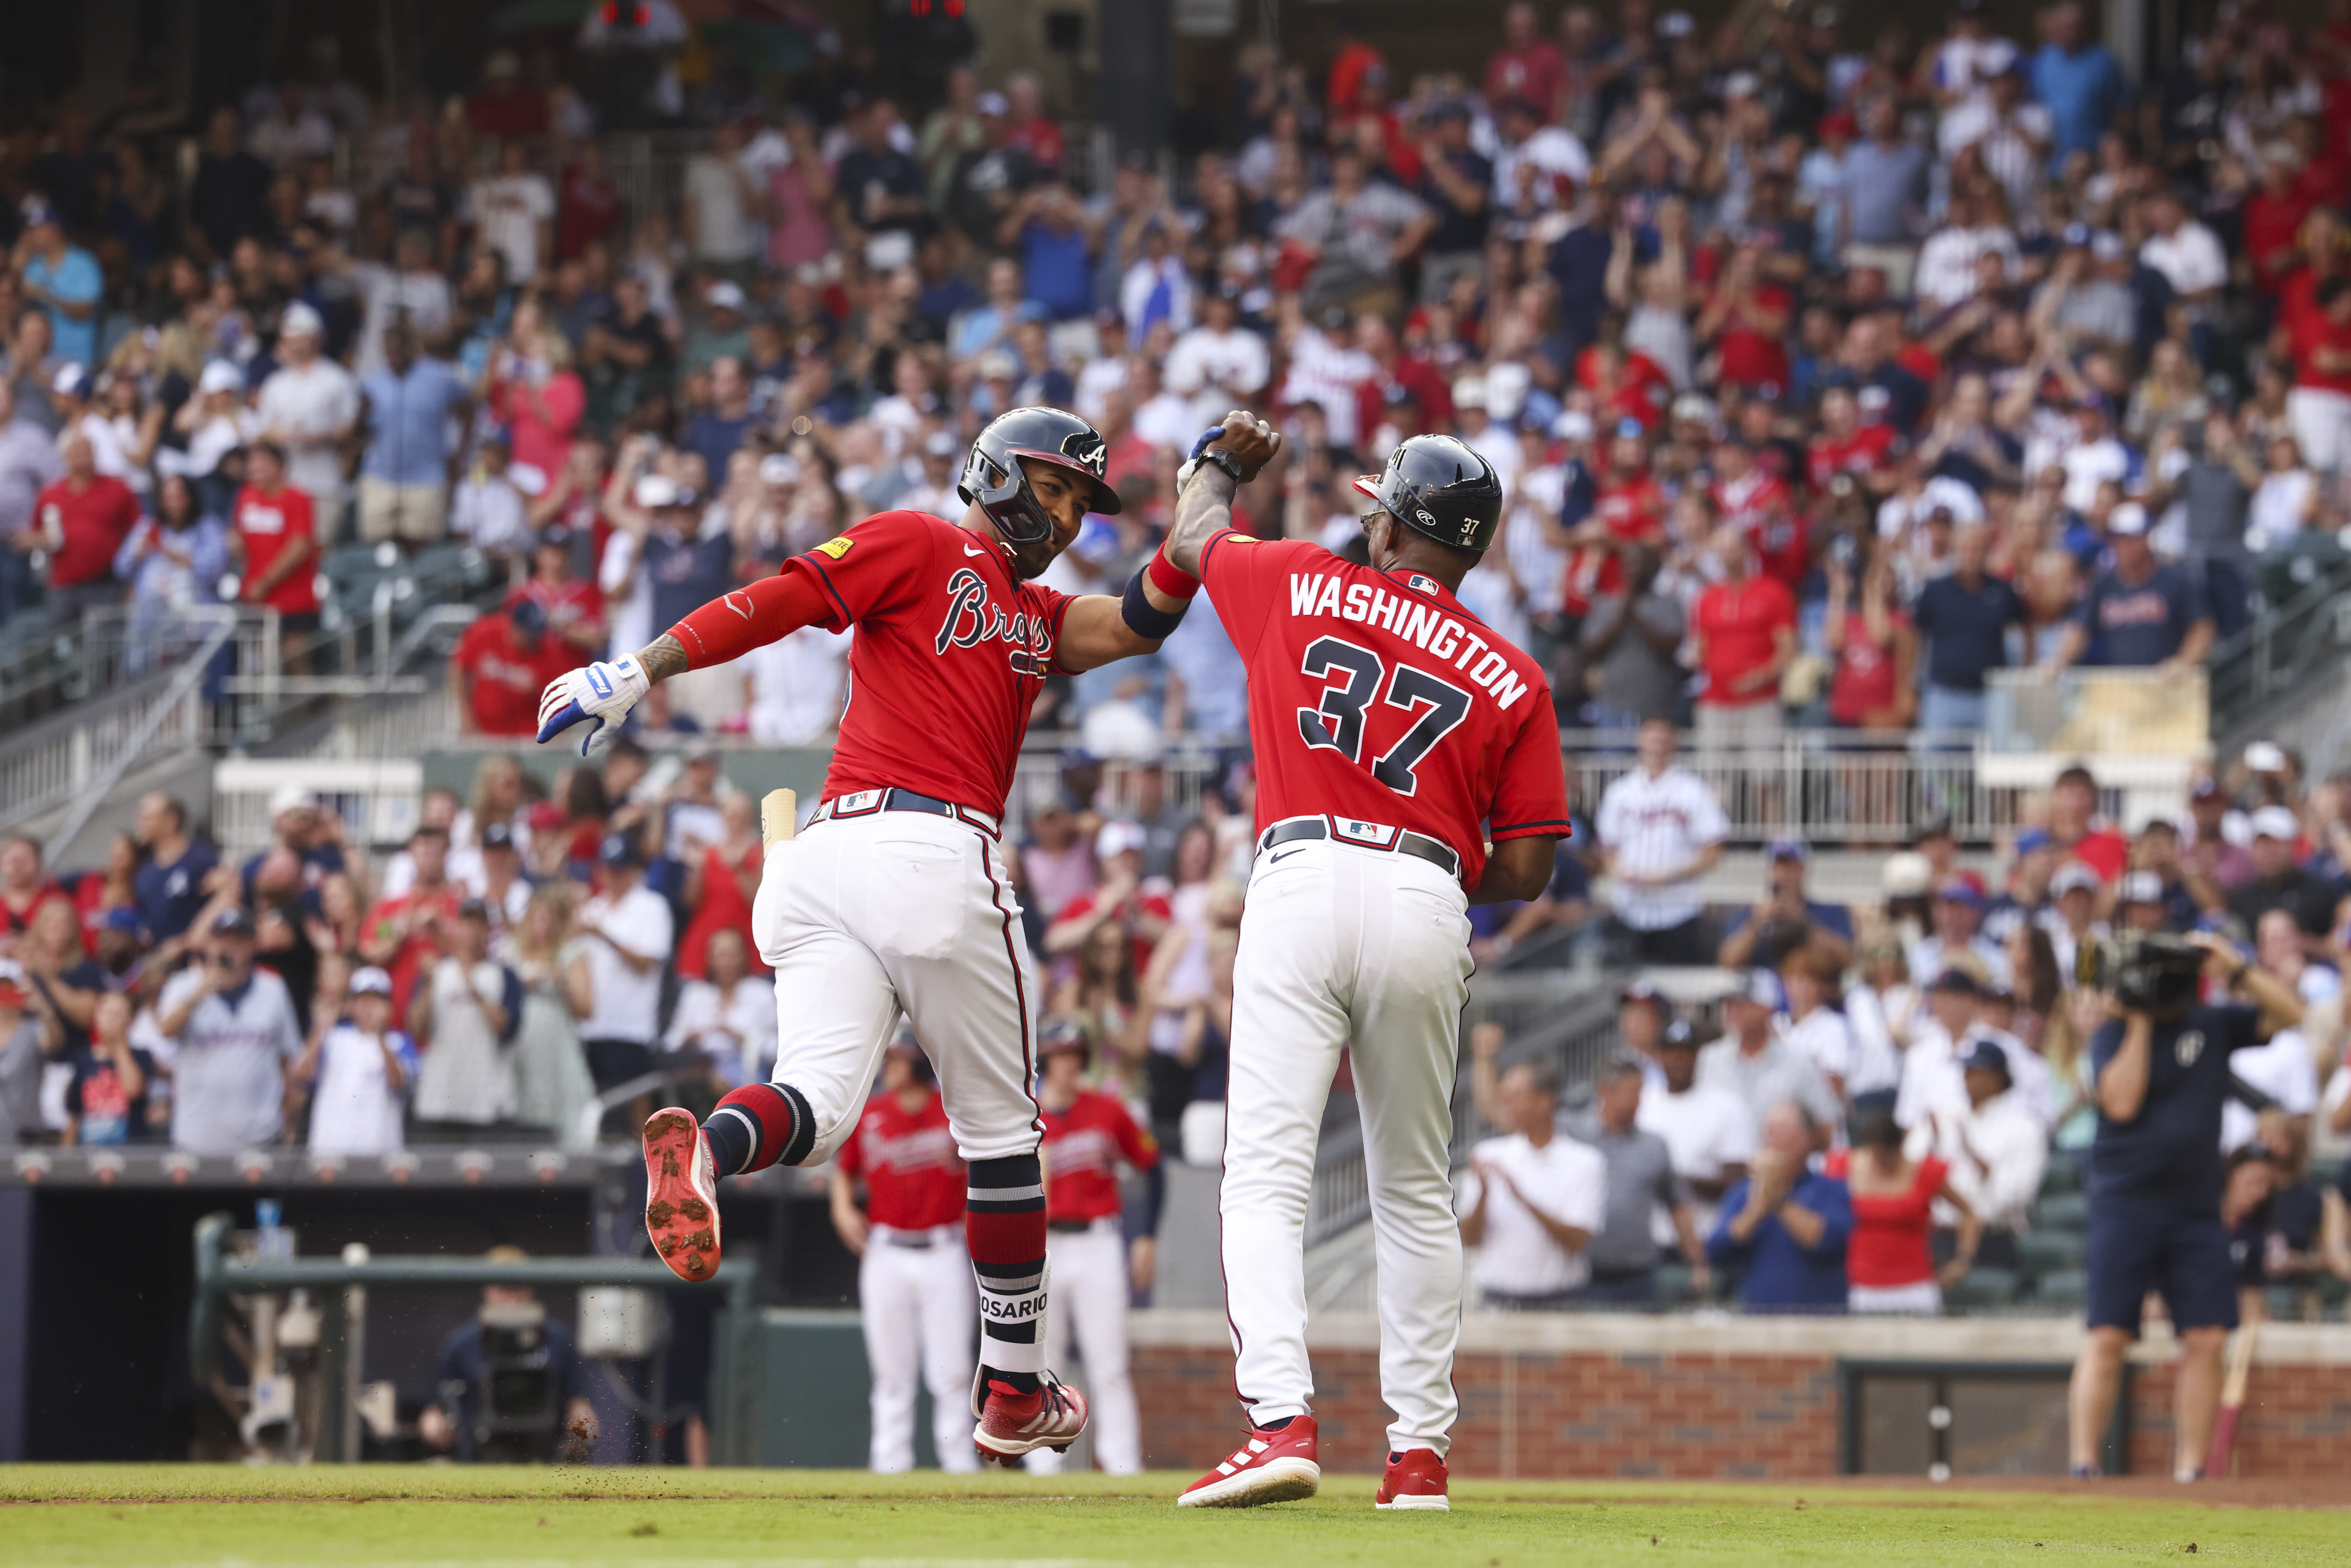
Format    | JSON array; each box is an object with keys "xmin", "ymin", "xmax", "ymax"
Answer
[
  {"xmin": 1027, "ymin": 1022, "xmax": 1160, "ymax": 1476},
  {"xmin": 830, "ymin": 1036, "xmax": 978, "ymax": 1474},
  {"xmin": 535, "ymin": 406, "xmax": 1281, "ymax": 1465},
  {"xmin": 1149, "ymin": 427, "xmax": 1571, "ymax": 1511}
]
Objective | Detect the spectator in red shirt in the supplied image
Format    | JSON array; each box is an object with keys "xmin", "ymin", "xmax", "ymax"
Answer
[
  {"xmin": 1806, "ymin": 386, "xmax": 1903, "ymax": 498},
  {"xmin": 1484, "ymin": 2, "xmax": 1568, "ymax": 121},
  {"xmin": 1349, "ymin": 313, "xmax": 1453, "ymax": 443},
  {"xmin": 2243, "ymin": 150, "xmax": 2312, "ymax": 298},
  {"xmin": 1001, "ymin": 73, "xmax": 1064, "ymax": 171},
  {"xmin": 1043, "ymin": 821, "xmax": 1172, "ymax": 979},
  {"xmin": 1711, "ymin": 436, "xmax": 1807, "ymax": 592},
  {"xmin": 1825, "ymin": 548, "xmax": 1917, "ymax": 730},
  {"xmin": 0, "ymin": 833, "xmax": 76, "ymax": 961},
  {"xmin": 1564, "ymin": 419, "xmax": 1667, "ymax": 617},
  {"xmin": 22, "ymin": 432, "xmax": 137, "ymax": 630},
  {"xmin": 231, "ymin": 441, "xmax": 322, "ymax": 670},
  {"xmin": 465, "ymin": 50, "xmax": 546, "ymax": 140},
  {"xmin": 555, "ymin": 140, "xmax": 622, "ymax": 264},
  {"xmin": 1690, "ymin": 527, "xmax": 1798, "ymax": 752},
  {"xmin": 1698, "ymin": 239, "xmax": 1792, "ymax": 393},
  {"xmin": 514, "ymin": 525, "xmax": 605, "ymax": 657},
  {"xmin": 2287, "ymin": 276, "xmax": 2351, "ymax": 476},
  {"xmin": 2046, "ymin": 763, "xmax": 2131, "ymax": 884},
  {"xmin": 359, "ymin": 824, "xmax": 461, "ymax": 1028},
  {"xmin": 452, "ymin": 597, "xmax": 580, "ymax": 738}
]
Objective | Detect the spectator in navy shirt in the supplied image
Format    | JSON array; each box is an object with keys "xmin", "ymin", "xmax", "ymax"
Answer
[
  {"xmin": 1413, "ymin": 101, "xmax": 1493, "ymax": 306},
  {"xmin": 1911, "ymin": 523, "xmax": 2025, "ymax": 735},
  {"xmin": 2047, "ymin": 503, "xmax": 2213, "ymax": 674},
  {"xmin": 2068, "ymin": 933, "xmax": 2301, "ymax": 1481},
  {"xmin": 1708, "ymin": 1100, "xmax": 1852, "ymax": 1313},
  {"xmin": 681, "ymin": 356, "xmax": 755, "ymax": 480},
  {"xmin": 131, "ymin": 791, "xmax": 219, "ymax": 945},
  {"xmin": 1718, "ymin": 838, "xmax": 1854, "ymax": 969}
]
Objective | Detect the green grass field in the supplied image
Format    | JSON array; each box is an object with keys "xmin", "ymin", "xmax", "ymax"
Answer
[{"xmin": 4, "ymin": 1466, "xmax": 2346, "ymax": 1567}]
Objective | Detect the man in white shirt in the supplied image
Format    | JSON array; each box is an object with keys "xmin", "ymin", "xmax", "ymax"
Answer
[
  {"xmin": 1635, "ymin": 1022, "xmax": 1756, "ymax": 1247},
  {"xmin": 1696, "ymin": 969, "xmax": 1841, "ymax": 1131},
  {"xmin": 2220, "ymin": 1027, "xmax": 2319, "ymax": 1152},
  {"xmin": 1489, "ymin": 95, "xmax": 1590, "ymax": 211},
  {"xmin": 1458, "ymin": 1059, "xmax": 1607, "ymax": 1308},
  {"xmin": 1905, "ymin": 1039, "xmax": 2046, "ymax": 1253},
  {"xmin": 1896, "ymin": 969, "xmax": 2053, "ymax": 1131},
  {"xmin": 684, "ymin": 120, "xmax": 763, "ymax": 268},
  {"xmin": 2138, "ymin": 188, "xmax": 2226, "ymax": 311},
  {"xmin": 1935, "ymin": 65, "xmax": 2051, "ymax": 219},
  {"xmin": 1906, "ymin": 880, "xmax": 2013, "ymax": 994},
  {"xmin": 1164, "ymin": 288, "xmax": 1270, "ymax": 436},
  {"xmin": 467, "ymin": 139, "xmax": 557, "ymax": 285},
  {"xmin": 744, "ymin": 623, "xmax": 851, "ymax": 744},
  {"xmin": 574, "ymin": 832, "xmax": 675, "ymax": 1121},
  {"xmin": 153, "ymin": 909, "xmax": 305, "ymax": 1155},
  {"xmin": 254, "ymin": 302, "xmax": 360, "ymax": 518},
  {"xmin": 297, "ymin": 965, "xmax": 416, "ymax": 1155},
  {"xmin": 1912, "ymin": 191, "xmax": 2020, "ymax": 313},
  {"xmin": 1595, "ymin": 719, "xmax": 1730, "ymax": 964}
]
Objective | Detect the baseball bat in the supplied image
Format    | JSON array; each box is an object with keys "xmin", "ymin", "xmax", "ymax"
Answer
[
  {"xmin": 2203, "ymin": 1320, "xmax": 2257, "ymax": 1477},
  {"xmin": 760, "ymin": 788, "xmax": 799, "ymax": 849}
]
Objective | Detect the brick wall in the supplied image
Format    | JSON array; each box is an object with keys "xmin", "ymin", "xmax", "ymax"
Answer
[{"xmin": 1128, "ymin": 1310, "xmax": 2351, "ymax": 1479}]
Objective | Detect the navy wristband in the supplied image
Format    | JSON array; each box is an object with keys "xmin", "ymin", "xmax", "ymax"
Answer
[{"xmin": 1121, "ymin": 568, "xmax": 1188, "ymax": 639}]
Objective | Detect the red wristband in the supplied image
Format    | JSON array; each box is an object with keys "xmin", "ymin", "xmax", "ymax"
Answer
[{"xmin": 1146, "ymin": 547, "xmax": 1201, "ymax": 600}]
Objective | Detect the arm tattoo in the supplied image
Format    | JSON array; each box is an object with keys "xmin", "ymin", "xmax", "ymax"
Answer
[
  {"xmin": 636, "ymin": 633, "xmax": 689, "ymax": 682},
  {"xmin": 1163, "ymin": 467, "xmax": 1238, "ymax": 579}
]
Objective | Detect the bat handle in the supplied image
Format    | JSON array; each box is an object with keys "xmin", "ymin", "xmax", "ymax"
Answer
[{"xmin": 761, "ymin": 788, "xmax": 799, "ymax": 849}]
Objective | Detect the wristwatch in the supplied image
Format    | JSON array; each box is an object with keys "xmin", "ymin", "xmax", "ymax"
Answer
[{"xmin": 1177, "ymin": 445, "xmax": 1246, "ymax": 489}]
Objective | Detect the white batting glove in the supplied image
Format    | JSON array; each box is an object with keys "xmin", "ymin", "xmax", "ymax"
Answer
[{"xmin": 536, "ymin": 656, "xmax": 651, "ymax": 758}]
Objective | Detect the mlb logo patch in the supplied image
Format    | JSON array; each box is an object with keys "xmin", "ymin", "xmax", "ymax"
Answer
[
  {"xmin": 1332, "ymin": 818, "xmax": 1401, "ymax": 849},
  {"xmin": 1408, "ymin": 574, "xmax": 1439, "ymax": 595}
]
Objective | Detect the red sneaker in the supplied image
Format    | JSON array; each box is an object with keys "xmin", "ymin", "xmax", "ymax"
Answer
[
  {"xmin": 642, "ymin": 1109, "xmax": 721, "ymax": 1282},
  {"xmin": 1177, "ymin": 1416, "xmax": 1321, "ymax": 1508},
  {"xmin": 1375, "ymin": 1447, "xmax": 1449, "ymax": 1511},
  {"xmin": 972, "ymin": 1372, "xmax": 1090, "ymax": 1467}
]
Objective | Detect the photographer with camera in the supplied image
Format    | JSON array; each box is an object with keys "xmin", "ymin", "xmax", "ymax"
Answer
[
  {"xmin": 2066, "ymin": 929, "xmax": 2304, "ymax": 1481},
  {"xmin": 420, "ymin": 1246, "xmax": 599, "ymax": 1463}
]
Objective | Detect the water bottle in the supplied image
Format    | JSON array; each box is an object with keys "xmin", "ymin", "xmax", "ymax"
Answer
[{"xmin": 255, "ymin": 1198, "xmax": 293, "ymax": 1262}]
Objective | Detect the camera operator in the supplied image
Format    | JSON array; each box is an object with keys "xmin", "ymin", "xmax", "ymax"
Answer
[
  {"xmin": 420, "ymin": 1245, "xmax": 599, "ymax": 1463},
  {"xmin": 2066, "ymin": 931, "xmax": 2304, "ymax": 1482}
]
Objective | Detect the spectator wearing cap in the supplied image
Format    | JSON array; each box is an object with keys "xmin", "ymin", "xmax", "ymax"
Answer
[
  {"xmin": 2038, "ymin": 861, "xmax": 2110, "ymax": 982},
  {"xmin": 573, "ymin": 830, "xmax": 674, "ymax": 1111},
  {"xmin": 1637, "ymin": 1016, "xmax": 1757, "ymax": 1243},
  {"xmin": 1910, "ymin": 517, "xmax": 2025, "ymax": 736},
  {"xmin": 359, "ymin": 824, "xmax": 461, "ymax": 1030},
  {"xmin": 470, "ymin": 821, "xmax": 532, "ymax": 932},
  {"xmin": 2044, "ymin": 503, "xmax": 2213, "ymax": 674},
  {"xmin": 229, "ymin": 441, "xmax": 324, "ymax": 672},
  {"xmin": 356, "ymin": 316, "xmax": 468, "ymax": 547},
  {"xmin": 239, "ymin": 784, "xmax": 347, "ymax": 910},
  {"xmin": 2229, "ymin": 806, "xmax": 2342, "ymax": 944},
  {"xmin": 1594, "ymin": 719, "xmax": 1729, "ymax": 966},
  {"xmin": 131, "ymin": 792, "xmax": 221, "ymax": 948},
  {"xmin": 16, "ymin": 197, "xmax": 101, "ymax": 371},
  {"xmin": 294, "ymin": 964, "xmax": 416, "ymax": 1154},
  {"xmin": 516, "ymin": 524, "xmax": 607, "ymax": 657},
  {"xmin": 1897, "ymin": 967, "xmax": 2051, "ymax": 1132},
  {"xmin": 452, "ymin": 594, "xmax": 579, "ymax": 739},
  {"xmin": 253, "ymin": 302, "xmax": 360, "ymax": 519},
  {"xmin": 1698, "ymin": 968, "xmax": 1840, "ymax": 1131},
  {"xmin": 1907, "ymin": 878, "xmax": 2012, "ymax": 994},
  {"xmin": 1718, "ymin": 838, "xmax": 1854, "ymax": 971},
  {"xmin": 1459, "ymin": 1055, "xmax": 1607, "ymax": 1309},
  {"xmin": 410, "ymin": 899, "xmax": 521, "ymax": 1129},
  {"xmin": 2116, "ymin": 867, "xmax": 2182, "ymax": 935},
  {"xmin": 62, "ymin": 991, "xmax": 158, "ymax": 1146},
  {"xmin": 2182, "ymin": 774, "xmax": 2254, "ymax": 892},
  {"xmin": 153, "ymin": 907, "xmax": 305, "ymax": 1154},
  {"xmin": 1706, "ymin": 1100, "xmax": 1853, "ymax": 1313},
  {"xmin": 1045, "ymin": 820, "xmax": 1174, "ymax": 979},
  {"xmin": 1566, "ymin": 1056, "xmax": 1711, "ymax": 1306},
  {"xmin": 1906, "ymin": 1037, "xmax": 2046, "ymax": 1269},
  {"xmin": 20, "ymin": 427, "xmax": 137, "ymax": 632}
]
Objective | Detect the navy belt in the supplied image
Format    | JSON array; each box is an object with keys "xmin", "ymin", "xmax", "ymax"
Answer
[
  {"xmin": 815, "ymin": 788, "xmax": 1001, "ymax": 837},
  {"xmin": 1256, "ymin": 814, "xmax": 1462, "ymax": 880}
]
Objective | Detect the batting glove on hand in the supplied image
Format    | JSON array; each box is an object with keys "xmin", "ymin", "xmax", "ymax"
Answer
[{"xmin": 536, "ymin": 656, "xmax": 651, "ymax": 757}]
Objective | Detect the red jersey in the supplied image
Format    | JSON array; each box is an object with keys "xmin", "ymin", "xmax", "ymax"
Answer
[
  {"xmin": 1041, "ymin": 1090, "xmax": 1158, "ymax": 1222},
  {"xmin": 1709, "ymin": 284, "xmax": 1792, "ymax": 389},
  {"xmin": 1199, "ymin": 530, "xmax": 1571, "ymax": 886},
  {"xmin": 1576, "ymin": 346, "xmax": 1673, "ymax": 430},
  {"xmin": 837, "ymin": 1087, "xmax": 966, "ymax": 1231},
  {"xmin": 455, "ymin": 613, "xmax": 583, "ymax": 736},
  {"xmin": 361, "ymin": 886, "xmax": 460, "ymax": 1029},
  {"xmin": 1051, "ymin": 882, "xmax": 1174, "ymax": 977},
  {"xmin": 784, "ymin": 511, "xmax": 1075, "ymax": 817},
  {"xmin": 1692, "ymin": 575, "xmax": 1796, "ymax": 708},
  {"xmin": 1714, "ymin": 468, "xmax": 1808, "ymax": 590},
  {"xmin": 1806, "ymin": 425, "xmax": 1901, "ymax": 495},
  {"xmin": 1824, "ymin": 1150, "xmax": 1945, "ymax": 1287},
  {"xmin": 234, "ymin": 484, "xmax": 321, "ymax": 614},
  {"xmin": 35, "ymin": 475, "xmax": 139, "ymax": 590},
  {"xmin": 1564, "ymin": 474, "xmax": 1665, "ymax": 616},
  {"xmin": 2292, "ymin": 309, "xmax": 2351, "ymax": 396},
  {"xmin": 514, "ymin": 576, "xmax": 602, "ymax": 647}
]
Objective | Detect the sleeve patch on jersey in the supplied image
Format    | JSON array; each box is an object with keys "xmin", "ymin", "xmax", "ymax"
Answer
[{"xmin": 813, "ymin": 535, "xmax": 854, "ymax": 560}]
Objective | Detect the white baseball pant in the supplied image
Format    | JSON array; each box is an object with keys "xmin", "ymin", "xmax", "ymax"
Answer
[
  {"xmin": 859, "ymin": 1228, "xmax": 980, "ymax": 1473},
  {"xmin": 1023, "ymin": 1218, "xmax": 1141, "ymax": 1475},
  {"xmin": 1218, "ymin": 836, "xmax": 1475, "ymax": 1457},
  {"xmin": 750, "ymin": 806, "xmax": 1042, "ymax": 1166}
]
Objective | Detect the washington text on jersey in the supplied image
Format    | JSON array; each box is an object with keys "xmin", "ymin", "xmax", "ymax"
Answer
[{"xmin": 1279, "ymin": 570, "xmax": 1536, "ymax": 714}]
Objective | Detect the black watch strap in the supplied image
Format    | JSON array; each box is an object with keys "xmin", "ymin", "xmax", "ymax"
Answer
[{"xmin": 1201, "ymin": 446, "xmax": 1246, "ymax": 484}]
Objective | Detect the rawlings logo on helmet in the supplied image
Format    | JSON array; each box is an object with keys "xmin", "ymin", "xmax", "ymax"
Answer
[{"xmin": 1061, "ymin": 428, "xmax": 1107, "ymax": 477}]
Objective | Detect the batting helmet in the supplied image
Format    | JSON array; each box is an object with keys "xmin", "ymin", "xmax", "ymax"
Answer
[
  {"xmin": 1037, "ymin": 1019, "xmax": 1093, "ymax": 1070},
  {"xmin": 1350, "ymin": 434, "xmax": 1504, "ymax": 553},
  {"xmin": 958, "ymin": 406, "xmax": 1122, "ymax": 545}
]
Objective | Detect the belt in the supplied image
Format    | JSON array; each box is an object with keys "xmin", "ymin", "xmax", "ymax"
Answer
[
  {"xmin": 812, "ymin": 787, "xmax": 1000, "ymax": 838},
  {"xmin": 876, "ymin": 1223, "xmax": 961, "ymax": 1249},
  {"xmin": 1046, "ymin": 1218, "xmax": 1094, "ymax": 1234},
  {"xmin": 1256, "ymin": 814, "xmax": 1462, "ymax": 880}
]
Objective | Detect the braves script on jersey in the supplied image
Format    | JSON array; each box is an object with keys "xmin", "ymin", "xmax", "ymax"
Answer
[
  {"xmin": 1041, "ymin": 1091, "xmax": 1159, "ymax": 1223},
  {"xmin": 1198, "ymin": 530, "xmax": 1570, "ymax": 886},
  {"xmin": 836, "ymin": 1088, "xmax": 968, "ymax": 1230},
  {"xmin": 775, "ymin": 510, "xmax": 1074, "ymax": 815}
]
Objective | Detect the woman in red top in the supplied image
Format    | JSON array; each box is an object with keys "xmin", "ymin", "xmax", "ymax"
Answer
[
  {"xmin": 1696, "ymin": 240, "xmax": 1791, "ymax": 394},
  {"xmin": 1824, "ymin": 550, "xmax": 1916, "ymax": 730},
  {"xmin": 1829, "ymin": 1102, "xmax": 1981, "ymax": 1314},
  {"xmin": 677, "ymin": 791, "xmax": 767, "ymax": 981},
  {"xmin": 488, "ymin": 306, "xmax": 586, "ymax": 482}
]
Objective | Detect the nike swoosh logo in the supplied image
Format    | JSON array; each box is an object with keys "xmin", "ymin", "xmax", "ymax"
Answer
[
  {"xmin": 964, "ymin": 544, "xmax": 988, "ymax": 557},
  {"xmin": 1270, "ymin": 848, "xmax": 1305, "ymax": 863}
]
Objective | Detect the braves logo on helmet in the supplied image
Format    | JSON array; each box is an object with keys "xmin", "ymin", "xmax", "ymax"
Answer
[{"xmin": 1061, "ymin": 428, "xmax": 1107, "ymax": 479}]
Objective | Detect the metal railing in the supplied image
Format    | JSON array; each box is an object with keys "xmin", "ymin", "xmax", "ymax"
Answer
[{"xmin": 1565, "ymin": 733, "xmax": 2007, "ymax": 847}]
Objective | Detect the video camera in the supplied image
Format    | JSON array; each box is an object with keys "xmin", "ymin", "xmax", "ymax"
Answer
[
  {"xmin": 2083, "ymin": 931, "xmax": 2208, "ymax": 1017},
  {"xmin": 441, "ymin": 1299, "xmax": 558, "ymax": 1462}
]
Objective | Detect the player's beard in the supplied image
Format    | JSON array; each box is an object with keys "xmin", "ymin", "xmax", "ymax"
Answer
[{"xmin": 1006, "ymin": 535, "xmax": 1059, "ymax": 580}]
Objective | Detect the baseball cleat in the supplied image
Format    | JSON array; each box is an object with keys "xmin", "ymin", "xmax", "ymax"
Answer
[
  {"xmin": 643, "ymin": 1109, "xmax": 721, "ymax": 1282},
  {"xmin": 1177, "ymin": 1415, "xmax": 1320, "ymax": 1507},
  {"xmin": 1375, "ymin": 1447, "xmax": 1450, "ymax": 1511},
  {"xmin": 972, "ymin": 1370, "xmax": 1090, "ymax": 1467}
]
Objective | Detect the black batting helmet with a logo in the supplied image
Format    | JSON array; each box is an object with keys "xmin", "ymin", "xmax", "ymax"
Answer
[
  {"xmin": 1350, "ymin": 434, "xmax": 1504, "ymax": 553},
  {"xmin": 958, "ymin": 406, "xmax": 1122, "ymax": 545}
]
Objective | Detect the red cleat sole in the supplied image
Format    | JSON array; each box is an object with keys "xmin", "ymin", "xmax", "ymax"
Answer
[{"xmin": 643, "ymin": 1109, "xmax": 720, "ymax": 1283}]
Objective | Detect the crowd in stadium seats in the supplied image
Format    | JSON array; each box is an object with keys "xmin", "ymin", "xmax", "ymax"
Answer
[{"xmin": 6, "ymin": 0, "xmax": 2351, "ymax": 1322}]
